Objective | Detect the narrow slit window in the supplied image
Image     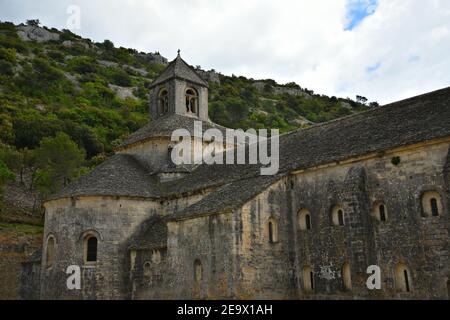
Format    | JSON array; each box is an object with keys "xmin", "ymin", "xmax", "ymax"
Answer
[
  {"xmin": 338, "ymin": 210, "xmax": 344, "ymax": 226},
  {"xmin": 404, "ymin": 270, "xmax": 410, "ymax": 292},
  {"xmin": 86, "ymin": 236, "xmax": 97, "ymax": 262},
  {"xmin": 46, "ymin": 236, "xmax": 55, "ymax": 268},
  {"xmin": 379, "ymin": 205, "xmax": 386, "ymax": 222},
  {"xmin": 303, "ymin": 266, "xmax": 314, "ymax": 292},
  {"xmin": 269, "ymin": 221, "xmax": 274, "ymax": 243},
  {"xmin": 395, "ymin": 263, "xmax": 412, "ymax": 292},
  {"xmin": 430, "ymin": 198, "xmax": 439, "ymax": 216},
  {"xmin": 194, "ymin": 260, "xmax": 202, "ymax": 283},
  {"xmin": 305, "ymin": 214, "xmax": 311, "ymax": 230}
]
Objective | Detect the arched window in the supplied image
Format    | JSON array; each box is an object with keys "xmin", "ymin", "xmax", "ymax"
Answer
[
  {"xmin": 395, "ymin": 263, "xmax": 412, "ymax": 292},
  {"xmin": 84, "ymin": 235, "xmax": 98, "ymax": 263},
  {"xmin": 298, "ymin": 209, "xmax": 312, "ymax": 231},
  {"xmin": 185, "ymin": 88, "xmax": 198, "ymax": 113},
  {"xmin": 143, "ymin": 262, "xmax": 151, "ymax": 279},
  {"xmin": 46, "ymin": 235, "xmax": 55, "ymax": 269},
  {"xmin": 338, "ymin": 210, "xmax": 344, "ymax": 226},
  {"xmin": 151, "ymin": 249, "xmax": 161, "ymax": 264},
  {"xmin": 341, "ymin": 262, "xmax": 352, "ymax": 290},
  {"xmin": 158, "ymin": 88, "xmax": 169, "ymax": 116},
  {"xmin": 303, "ymin": 265, "xmax": 314, "ymax": 292},
  {"xmin": 379, "ymin": 204, "xmax": 387, "ymax": 222},
  {"xmin": 268, "ymin": 218, "xmax": 278, "ymax": 243},
  {"xmin": 194, "ymin": 259, "xmax": 202, "ymax": 283},
  {"xmin": 331, "ymin": 205, "xmax": 345, "ymax": 226},
  {"xmin": 372, "ymin": 202, "xmax": 388, "ymax": 222},
  {"xmin": 430, "ymin": 198, "xmax": 439, "ymax": 217},
  {"xmin": 421, "ymin": 191, "xmax": 443, "ymax": 217}
]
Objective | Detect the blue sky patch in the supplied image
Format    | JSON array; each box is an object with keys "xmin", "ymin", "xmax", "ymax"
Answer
[
  {"xmin": 345, "ymin": 0, "xmax": 378, "ymax": 31},
  {"xmin": 367, "ymin": 62, "xmax": 381, "ymax": 73}
]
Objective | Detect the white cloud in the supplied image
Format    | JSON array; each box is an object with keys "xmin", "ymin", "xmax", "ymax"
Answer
[{"xmin": 1, "ymin": 0, "xmax": 450, "ymax": 104}]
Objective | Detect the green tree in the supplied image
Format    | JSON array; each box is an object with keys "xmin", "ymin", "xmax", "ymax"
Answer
[
  {"xmin": 0, "ymin": 47, "xmax": 17, "ymax": 63},
  {"xmin": 0, "ymin": 159, "xmax": 15, "ymax": 202},
  {"xmin": 26, "ymin": 19, "xmax": 40, "ymax": 27},
  {"xmin": 34, "ymin": 133, "xmax": 86, "ymax": 196},
  {"xmin": 68, "ymin": 56, "xmax": 98, "ymax": 74},
  {"xmin": 0, "ymin": 60, "xmax": 14, "ymax": 76}
]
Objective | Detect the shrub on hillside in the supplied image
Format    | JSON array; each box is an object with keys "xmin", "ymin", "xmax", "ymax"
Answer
[
  {"xmin": 68, "ymin": 56, "xmax": 98, "ymax": 74},
  {"xmin": 0, "ymin": 47, "xmax": 17, "ymax": 63}
]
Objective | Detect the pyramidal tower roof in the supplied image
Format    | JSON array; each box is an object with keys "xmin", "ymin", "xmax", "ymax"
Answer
[{"xmin": 149, "ymin": 51, "xmax": 209, "ymax": 88}]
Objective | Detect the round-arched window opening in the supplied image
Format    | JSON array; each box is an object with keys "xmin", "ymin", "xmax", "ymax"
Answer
[
  {"xmin": 194, "ymin": 259, "xmax": 202, "ymax": 283},
  {"xmin": 158, "ymin": 88, "xmax": 169, "ymax": 116},
  {"xmin": 331, "ymin": 205, "xmax": 345, "ymax": 226},
  {"xmin": 302, "ymin": 265, "xmax": 314, "ymax": 292},
  {"xmin": 151, "ymin": 249, "xmax": 161, "ymax": 264},
  {"xmin": 421, "ymin": 191, "xmax": 443, "ymax": 217},
  {"xmin": 342, "ymin": 262, "xmax": 352, "ymax": 290},
  {"xmin": 372, "ymin": 202, "xmax": 388, "ymax": 222},
  {"xmin": 298, "ymin": 209, "xmax": 312, "ymax": 231},
  {"xmin": 84, "ymin": 235, "xmax": 98, "ymax": 264},
  {"xmin": 268, "ymin": 218, "xmax": 278, "ymax": 243},
  {"xmin": 46, "ymin": 235, "xmax": 56, "ymax": 269},
  {"xmin": 395, "ymin": 262, "xmax": 412, "ymax": 292},
  {"xmin": 143, "ymin": 262, "xmax": 151, "ymax": 279},
  {"xmin": 185, "ymin": 88, "xmax": 198, "ymax": 114}
]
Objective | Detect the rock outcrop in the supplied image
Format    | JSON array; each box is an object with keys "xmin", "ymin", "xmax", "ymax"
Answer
[
  {"xmin": 108, "ymin": 84, "xmax": 137, "ymax": 100},
  {"xmin": 252, "ymin": 81, "xmax": 312, "ymax": 98},
  {"xmin": 17, "ymin": 25, "xmax": 60, "ymax": 43},
  {"xmin": 196, "ymin": 69, "xmax": 221, "ymax": 84},
  {"xmin": 137, "ymin": 52, "xmax": 168, "ymax": 65}
]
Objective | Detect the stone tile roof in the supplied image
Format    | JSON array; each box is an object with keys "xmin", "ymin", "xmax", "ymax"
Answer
[
  {"xmin": 117, "ymin": 114, "xmax": 229, "ymax": 149},
  {"xmin": 168, "ymin": 175, "xmax": 282, "ymax": 221},
  {"xmin": 49, "ymin": 87, "xmax": 450, "ymax": 217},
  {"xmin": 128, "ymin": 216, "xmax": 167, "ymax": 250},
  {"xmin": 169, "ymin": 86, "xmax": 450, "ymax": 219},
  {"xmin": 49, "ymin": 154, "xmax": 160, "ymax": 200},
  {"xmin": 149, "ymin": 53, "xmax": 208, "ymax": 88}
]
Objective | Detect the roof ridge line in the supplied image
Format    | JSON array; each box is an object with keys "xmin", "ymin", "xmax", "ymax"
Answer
[{"xmin": 280, "ymin": 86, "xmax": 450, "ymax": 139}]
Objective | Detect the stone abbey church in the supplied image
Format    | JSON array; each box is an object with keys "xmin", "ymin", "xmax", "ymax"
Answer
[{"xmin": 22, "ymin": 54, "xmax": 450, "ymax": 300}]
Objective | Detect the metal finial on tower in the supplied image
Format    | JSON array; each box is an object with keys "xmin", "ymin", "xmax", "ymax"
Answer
[{"xmin": 177, "ymin": 49, "xmax": 181, "ymax": 57}]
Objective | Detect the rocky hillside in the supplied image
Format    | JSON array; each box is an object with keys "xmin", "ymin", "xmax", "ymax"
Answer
[{"xmin": 0, "ymin": 20, "xmax": 376, "ymax": 222}]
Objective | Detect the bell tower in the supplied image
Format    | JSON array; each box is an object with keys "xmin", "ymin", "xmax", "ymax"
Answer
[{"xmin": 149, "ymin": 51, "xmax": 209, "ymax": 121}]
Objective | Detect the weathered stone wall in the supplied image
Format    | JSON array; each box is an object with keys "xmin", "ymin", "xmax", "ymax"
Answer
[
  {"xmin": 118, "ymin": 137, "xmax": 172, "ymax": 172},
  {"xmin": 232, "ymin": 180, "xmax": 296, "ymax": 299},
  {"xmin": 119, "ymin": 137, "xmax": 234, "ymax": 176},
  {"xmin": 229, "ymin": 141, "xmax": 449, "ymax": 299},
  {"xmin": 0, "ymin": 244, "xmax": 28, "ymax": 299},
  {"xmin": 35, "ymin": 140, "xmax": 450, "ymax": 300},
  {"xmin": 130, "ymin": 248, "xmax": 168, "ymax": 299},
  {"xmin": 40, "ymin": 197, "xmax": 161, "ymax": 299},
  {"xmin": 40, "ymin": 190, "xmax": 209, "ymax": 300},
  {"xmin": 288, "ymin": 141, "xmax": 450, "ymax": 299},
  {"xmin": 130, "ymin": 212, "xmax": 236, "ymax": 300},
  {"xmin": 0, "ymin": 230, "xmax": 42, "ymax": 300},
  {"xmin": 20, "ymin": 259, "xmax": 41, "ymax": 300},
  {"xmin": 134, "ymin": 214, "xmax": 237, "ymax": 299},
  {"xmin": 162, "ymin": 214, "xmax": 235, "ymax": 299}
]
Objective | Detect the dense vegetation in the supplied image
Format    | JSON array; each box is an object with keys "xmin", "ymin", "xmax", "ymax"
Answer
[{"xmin": 0, "ymin": 20, "xmax": 374, "ymax": 215}]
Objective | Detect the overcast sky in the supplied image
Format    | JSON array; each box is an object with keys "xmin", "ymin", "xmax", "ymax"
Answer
[{"xmin": 1, "ymin": 0, "xmax": 450, "ymax": 104}]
